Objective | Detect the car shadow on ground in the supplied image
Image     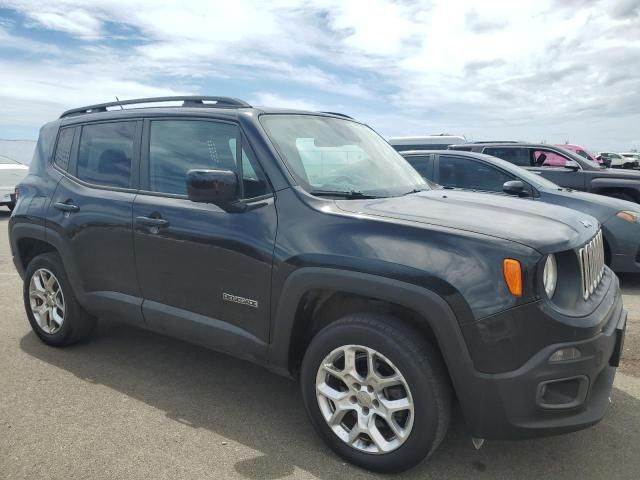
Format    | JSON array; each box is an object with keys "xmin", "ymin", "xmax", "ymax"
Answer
[{"xmin": 19, "ymin": 319, "xmax": 640, "ymax": 480}]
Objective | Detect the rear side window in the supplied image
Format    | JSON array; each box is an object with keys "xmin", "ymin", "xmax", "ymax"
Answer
[
  {"xmin": 483, "ymin": 147, "xmax": 530, "ymax": 167},
  {"xmin": 53, "ymin": 128, "xmax": 75, "ymax": 171},
  {"xmin": 148, "ymin": 120, "xmax": 270, "ymax": 198},
  {"xmin": 405, "ymin": 155, "xmax": 434, "ymax": 180},
  {"xmin": 77, "ymin": 122, "xmax": 136, "ymax": 188},
  {"xmin": 439, "ymin": 155, "xmax": 514, "ymax": 192}
]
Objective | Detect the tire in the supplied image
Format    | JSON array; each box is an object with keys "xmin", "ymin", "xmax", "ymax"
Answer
[
  {"xmin": 23, "ymin": 252, "xmax": 97, "ymax": 346},
  {"xmin": 300, "ymin": 313, "xmax": 452, "ymax": 473},
  {"xmin": 608, "ymin": 192, "xmax": 635, "ymax": 203}
]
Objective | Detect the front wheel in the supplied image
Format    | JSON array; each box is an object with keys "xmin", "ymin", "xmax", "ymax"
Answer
[{"xmin": 300, "ymin": 313, "xmax": 452, "ymax": 473}]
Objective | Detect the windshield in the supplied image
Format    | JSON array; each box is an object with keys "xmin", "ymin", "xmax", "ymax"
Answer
[{"xmin": 260, "ymin": 115, "xmax": 428, "ymax": 197}]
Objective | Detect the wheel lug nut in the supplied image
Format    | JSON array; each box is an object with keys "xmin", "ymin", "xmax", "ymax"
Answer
[
  {"xmin": 372, "ymin": 400, "xmax": 379, "ymax": 408},
  {"xmin": 349, "ymin": 396, "xmax": 357, "ymax": 404},
  {"xmin": 367, "ymin": 385, "xmax": 374, "ymax": 393},
  {"xmin": 353, "ymin": 383, "xmax": 361, "ymax": 390},
  {"xmin": 362, "ymin": 407, "xmax": 369, "ymax": 415}
]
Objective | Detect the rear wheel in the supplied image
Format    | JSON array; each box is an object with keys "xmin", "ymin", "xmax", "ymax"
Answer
[
  {"xmin": 301, "ymin": 313, "xmax": 451, "ymax": 473},
  {"xmin": 23, "ymin": 252, "xmax": 97, "ymax": 346}
]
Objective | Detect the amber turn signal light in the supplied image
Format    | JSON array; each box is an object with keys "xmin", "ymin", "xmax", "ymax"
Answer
[{"xmin": 503, "ymin": 259, "xmax": 522, "ymax": 297}]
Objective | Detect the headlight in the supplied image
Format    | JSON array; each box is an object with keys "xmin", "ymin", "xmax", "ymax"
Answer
[
  {"xmin": 616, "ymin": 211, "xmax": 639, "ymax": 223},
  {"xmin": 543, "ymin": 254, "xmax": 557, "ymax": 299}
]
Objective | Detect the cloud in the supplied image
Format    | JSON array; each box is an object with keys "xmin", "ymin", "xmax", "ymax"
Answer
[{"xmin": 0, "ymin": 0, "xmax": 639, "ymax": 150}]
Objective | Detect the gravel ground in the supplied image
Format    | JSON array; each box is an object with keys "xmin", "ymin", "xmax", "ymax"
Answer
[{"xmin": 1, "ymin": 208, "xmax": 639, "ymax": 480}]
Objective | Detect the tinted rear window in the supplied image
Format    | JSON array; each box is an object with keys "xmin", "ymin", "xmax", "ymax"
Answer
[
  {"xmin": 77, "ymin": 122, "xmax": 136, "ymax": 188},
  {"xmin": 483, "ymin": 147, "xmax": 530, "ymax": 166}
]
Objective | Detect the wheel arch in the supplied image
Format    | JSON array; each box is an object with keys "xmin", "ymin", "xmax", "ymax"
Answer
[{"xmin": 267, "ymin": 268, "xmax": 474, "ymax": 393}]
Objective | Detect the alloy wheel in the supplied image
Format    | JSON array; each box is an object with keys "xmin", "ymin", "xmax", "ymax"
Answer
[
  {"xmin": 28, "ymin": 268, "xmax": 65, "ymax": 334},
  {"xmin": 315, "ymin": 344, "xmax": 414, "ymax": 454}
]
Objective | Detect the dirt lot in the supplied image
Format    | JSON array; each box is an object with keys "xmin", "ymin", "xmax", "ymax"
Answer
[{"xmin": 1, "ymin": 208, "xmax": 639, "ymax": 479}]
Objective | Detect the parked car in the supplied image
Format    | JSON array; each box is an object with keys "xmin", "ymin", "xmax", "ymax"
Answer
[
  {"xmin": 450, "ymin": 142, "xmax": 640, "ymax": 203},
  {"xmin": 599, "ymin": 152, "xmax": 632, "ymax": 169},
  {"xmin": 10, "ymin": 97, "xmax": 626, "ymax": 472},
  {"xmin": 401, "ymin": 150, "xmax": 640, "ymax": 274},
  {"xmin": 620, "ymin": 153, "xmax": 640, "ymax": 169},
  {"xmin": 557, "ymin": 144, "xmax": 602, "ymax": 166},
  {"xmin": 0, "ymin": 155, "xmax": 28, "ymax": 211},
  {"xmin": 388, "ymin": 134, "xmax": 466, "ymax": 151}
]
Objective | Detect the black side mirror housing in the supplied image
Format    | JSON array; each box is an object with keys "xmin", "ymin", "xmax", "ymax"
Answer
[
  {"xmin": 563, "ymin": 160, "xmax": 580, "ymax": 171},
  {"xmin": 186, "ymin": 169, "xmax": 245, "ymax": 212},
  {"xmin": 503, "ymin": 180, "xmax": 530, "ymax": 197}
]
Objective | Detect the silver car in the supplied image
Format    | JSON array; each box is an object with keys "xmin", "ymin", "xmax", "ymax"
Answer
[{"xmin": 0, "ymin": 155, "xmax": 28, "ymax": 211}]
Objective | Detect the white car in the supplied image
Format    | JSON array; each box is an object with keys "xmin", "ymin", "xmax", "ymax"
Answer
[
  {"xmin": 620, "ymin": 152, "xmax": 640, "ymax": 168},
  {"xmin": 0, "ymin": 155, "xmax": 28, "ymax": 211}
]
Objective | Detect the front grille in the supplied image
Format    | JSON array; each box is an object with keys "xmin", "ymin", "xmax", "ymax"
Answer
[{"xmin": 578, "ymin": 230, "xmax": 605, "ymax": 300}]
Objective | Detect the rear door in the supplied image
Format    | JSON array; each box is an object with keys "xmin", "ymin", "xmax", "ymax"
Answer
[
  {"xmin": 132, "ymin": 117, "xmax": 276, "ymax": 356},
  {"xmin": 47, "ymin": 120, "xmax": 143, "ymax": 323}
]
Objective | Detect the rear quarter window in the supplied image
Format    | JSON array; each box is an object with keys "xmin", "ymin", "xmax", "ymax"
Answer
[{"xmin": 53, "ymin": 127, "xmax": 75, "ymax": 171}]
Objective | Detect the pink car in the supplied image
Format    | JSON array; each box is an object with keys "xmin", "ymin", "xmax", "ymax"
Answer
[{"xmin": 555, "ymin": 144, "xmax": 602, "ymax": 165}]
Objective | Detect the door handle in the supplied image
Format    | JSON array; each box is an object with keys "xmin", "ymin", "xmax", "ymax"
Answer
[
  {"xmin": 135, "ymin": 216, "xmax": 170, "ymax": 228},
  {"xmin": 54, "ymin": 201, "xmax": 79, "ymax": 213}
]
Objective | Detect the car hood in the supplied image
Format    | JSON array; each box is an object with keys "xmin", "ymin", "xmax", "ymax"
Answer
[
  {"xmin": 544, "ymin": 188, "xmax": 640, "ymax": 217},
  {"xmin": 336, "ymin": 189, "xmax": 599, "ymax": 253}
]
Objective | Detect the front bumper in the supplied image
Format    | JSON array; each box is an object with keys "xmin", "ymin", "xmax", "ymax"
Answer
[{"xmin": 455, "ymin": 270, "xmax": 626, "ymax": 440}]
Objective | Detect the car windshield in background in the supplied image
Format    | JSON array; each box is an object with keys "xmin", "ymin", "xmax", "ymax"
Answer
[{"xmin": 260, "ymin": 115, "xmax": 428, "ymax": 198}]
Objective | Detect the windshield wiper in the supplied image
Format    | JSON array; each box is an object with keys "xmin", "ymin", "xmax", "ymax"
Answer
[
  {"xmin": 309, "ymin": 190, "xmax": 382, "ymax": 199},
  {"xmin": 401, "ymin": 187, "xmax": 430, "ymax": 196}
]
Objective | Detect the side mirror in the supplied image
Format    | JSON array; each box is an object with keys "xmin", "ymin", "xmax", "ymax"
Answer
[
  {"xmin": 563, "ymin": 160, "xmax": 580, "ymax": 171},
  {"xmin": 186, "ymin": 169, "xmax": 244, "ymax": 212},
  {"xmin": 503, "ymin": 180, "xmax": 530, "ymax": 197}
]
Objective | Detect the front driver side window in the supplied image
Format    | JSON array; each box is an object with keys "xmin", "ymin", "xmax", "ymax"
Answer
[
  {"xmin": 532, "ymin": 150, "xmax": 571, "ymax": 167},
  {"xmin": 148, "ymin": 120, "xmax": 270, "ymax": 198},
  {"xmin": 439, "ymin": 156, "xmax": 514, "ymax": 192}
]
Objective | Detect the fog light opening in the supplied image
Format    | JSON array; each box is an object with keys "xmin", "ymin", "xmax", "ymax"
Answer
[{"xmin": 549, "ymin": 347, "xmax": 581, "ymax": 363}]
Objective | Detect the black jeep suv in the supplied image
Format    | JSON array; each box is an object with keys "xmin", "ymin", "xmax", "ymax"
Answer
[
  {"xmin": 450, "ymin": 142, "xmax": 640, "ymax": 203},
  {"xmin": 9, "ymin": 97, "xmax": 626, "ymax": 472}
]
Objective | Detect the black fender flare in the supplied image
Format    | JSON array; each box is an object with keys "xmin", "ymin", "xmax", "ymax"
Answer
[
  {"xmin": 11, "ymin": 222, "xmax": 90, "ymax": 311},
  {"xmin": 590, "ymin": 178, "xmax": 640, "ymax": 200},
  {"xmin": 266, "ymin": 267, "xmax": 476, "ymax": 392}
]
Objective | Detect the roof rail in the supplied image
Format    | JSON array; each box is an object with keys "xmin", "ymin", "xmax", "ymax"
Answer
[
  {"xmin": 60, "ymin": 96, "xmax": 251, "ymax": 118},
  {"xmin": 319, "ymin": 111, "xmax": 354, "ymax": 119},
  {"xmin": 469, "ymin": 140, "xmax": 519, "ymax": 144}
]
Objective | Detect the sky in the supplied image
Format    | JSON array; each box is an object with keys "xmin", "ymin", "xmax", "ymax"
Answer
[{"xmin": 0, "ymin": 0, "xmax": 639, "ymax": 151}]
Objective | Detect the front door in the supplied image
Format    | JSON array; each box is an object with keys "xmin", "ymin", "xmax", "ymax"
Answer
[
  {"xmin": 527, "ymin": 148, "xmax": 586, "ymax": 190},
  {"xmin": 132, "ymin": 118, "xmax": 276, "ymax": 359}
]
